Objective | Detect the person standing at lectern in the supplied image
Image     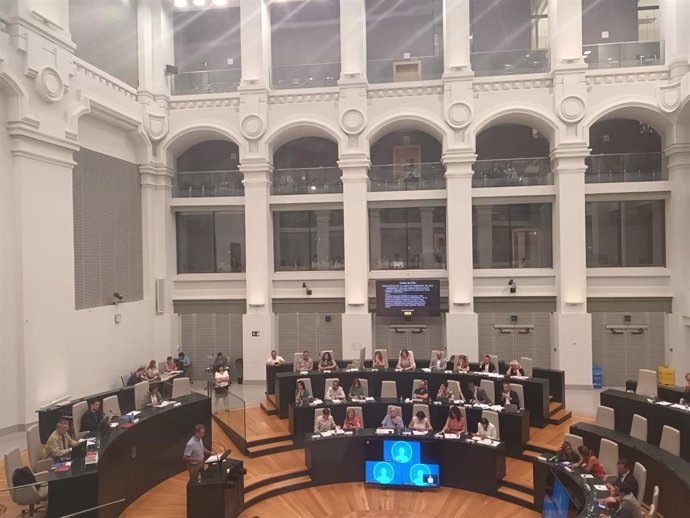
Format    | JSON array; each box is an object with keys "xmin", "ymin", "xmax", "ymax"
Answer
[{"xmin": 184, "ymin": 424, "xmax": 212, "ymax": 481}]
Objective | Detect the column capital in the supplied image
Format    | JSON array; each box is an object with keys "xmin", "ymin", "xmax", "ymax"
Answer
[
  {"xmin": 240, "ymin": 159, "xmax": 273, "ymax": 186},
  {"xmin": 139, "ymin": 163, "xmax": 173, "ymax": 190},
  {"xmin": 8, "ymin": 121, "xmax": 78, "ymax": 168},
  {"xmin": 338, "ymin": 156, "xmax": 370, "ymax": 184},
  {"xmin": 550, "ymin": 143, "xmax": 590, "ymax": 175},
  {"xmin": 665, "ymin": 143, "xmax": 690, "ymax": 159},
  {"xmin": 443, "ymin": 150, "xmax": 476, "ymax": 179}
]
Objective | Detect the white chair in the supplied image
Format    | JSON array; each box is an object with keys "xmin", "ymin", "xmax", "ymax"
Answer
[
  {"xmin": 598, "ymin": 438, "xmax": 619, "ymax": 482},
  {"xmin": 457, "ymin": 406, "xmax": 467, "ymax": 419},
  {"xmin": 412, "ymin": 403, "xmax": 430, "ymax": 420},
  {"xmin": 102, "ymin": 395, "xmax": 122, "ymax": 418},
  {"xmin": 71, "ymin": 401, "xmax": 88, "ymax": 438},
  {"xmin": 134, "ymin": 381, "xmax": 149, "ymax": 410},
  {"xmin": 357, "ymin": 378, "xmax": 369, "ymax": 397},
  {"xmin": 630, "ymin": 414, "xmax": 648, "ymax": 442},
  {"xmin": 520, "ymin": 357, "xmax": 533, "ymax": 377},
  {"xmin": 324, "ymin": 377, "xmax": 340, "ymax": 399},
  {"xmin": 26, "ymin": 425, "xmax": 51, "ymax": 473},
  {"xmin": 596, "ymin": 406, "xmax": 615, "ymax": 430},
  {"xmin": 649, "ymin": 486, "xmax": 659, "ymax": 517},
  {"xmin": 381, "ymin": 380, "xmax": 397, "ymax": 399},
  {"xmin": 481, "ymin": 410, "xmax": 500, "ymax": 439},
  {"xmin": 313, "ymin": 408, "xmax": 324, "ymax": 430},
  {"xmin": 453, "ymin": 354, "xmax": 469, "ymax": 371},
  {"xmin": 448, "ymin": 380, "xmax": 463, "ymax": 401},
  {"xmin": 635, "ymin": 369, "xmax": 658, "ymax": 398},
  {"xmin": 386, "ymin": 405, "xmax": 403, "ymax": 423},
  {"xmin": 480, "ymin": 379, "xmax": 495, "ymax": 404},
  {"xmin": 158, "ymin": 361, "xmax": 167, "ymax": 373},
  {"xmin": 633, "ymin": 461, "xmax": 647, "ymax": 504},
  {"xmin": 172, "ymin": 377, "xmax": 191, "ymax": 399},
  {"xmin": 659, "ymin": 425, "xmax": 681, "ymax": 455},
  {"xmin": 345, "ymin": 406, "xmax": 364, "ymax": 427},
  {"xmin": 429, "ymin": 350, "xmax": 446, "ymax": 370},
  {"xmin": 293, "ymin": 352, "xmax": 304, "ymax": 372},
  {"xmin": 373, "ymin": 348, "xmax": 389, "ymax": 368},
  {"xmin": 296, "ymin": 378, "xmax": 313, "ymax": 398},
  {"xmin": 4, "ymin": 447, "xmax": 48, "ymax": 515},
  {"xmin": 489, "ymin": 354, "xmax": 499, "ymax": 373},
  {"xmin": 563, "ymin": 432, "xmax": 583, "ymax": 450},
  {"xmin": 509, "ymin": 383, "xmax": 525, "ymax": 410}
]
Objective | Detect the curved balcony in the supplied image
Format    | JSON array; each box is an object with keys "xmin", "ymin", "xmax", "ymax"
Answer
[
  {"xmin": 369, "ymin": 162, "xmax": 445, "ymax": 192},
  {"xmin": 472, "ymin": 158, "xmax": 552, "ymax": 188},
  {"xmin": 174, "ymin": 170, "xmax": 244, "ymax": 198},
  {"xmin": 583, "ymin": 40, "xmax": 664, "ymax": 69},
  {"xmin": 471, "ymin": 48, "xmax": 550, "ymax": 77},
  {"xmin": 585, "ymin": 152, "xmax": 665, "ymax": 183},
  {"xmin": 272, "ymin": 167, "xmax": 342, "ymax": 195},
  {"xmin": 270, "ymin": 62, "xmax": 340, "ymax": 90},
  {"xmin": 171, "ymin": 68, "xmax": 241, "ymax": 95}
]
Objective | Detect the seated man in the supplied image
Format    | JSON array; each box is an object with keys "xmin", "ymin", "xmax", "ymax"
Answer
[
  {"xmin": 499, "ymin": 382, "xmax": 520, "ymax": 407},
  {"xmin": 412, "ymin": 380, "xmax": 430, "ymax": 401},
  {"xmin": 430, "ymin": 351, "xmax": 446, "ymax": 370},
  {"xmin": 314, "ymin": 408, "xmax": 336, "ymax": 433},
  {"xmin": 609, "ymin": 459, "xmax": 639, "ymax": 499},
  {"xmin": 127, "ymin": 367, "xmax": 147, "ymax": 386},
  {"xmin": 45, "ymin": 418, "xmax": 79, "ymax": 461},
  {"xmin": 325, "ymin": 380, "xmax": 346, "ymax": 401},
  {"xmin": 465, "ymin": 382, "xmax": 492, "ymax": 405},
  {"xmin": 295, "ymin": 350, "xmax": 313, "ymax": 372},
  {"xmin": 479, "ymin": 354, "xmax": 496, "ymax": 373},
  {"xmin": 266, "ymin": 350, "xmax": 285, "ymax": 366},
  {"xmin": 381, "ymin": 407, "xmax": 404, "ymax": 430},
  {"xmin": 80, "ymin": 399, "xmax": 104, "ymax": 432},
  {"xmin": 599, "ymin": 482, "xmax": 641, "ymax": 518}
]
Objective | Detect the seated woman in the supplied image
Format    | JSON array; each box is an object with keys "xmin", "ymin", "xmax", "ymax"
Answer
[
  {"xmin": 372, "ymin": 351, "xmax": 386, "ymax": 369},
  {"xmin": 144, "ymin": 383, "xmax": 164, "ymax": 406},
  {"xmin": 507, "ymin": 360, "xmax": 525, "ymax": 377},
  {"xmin": 455, "ymin": 354, "xmax": 470, "ymax": 373},
  {"xmin": 349, "ymin": 378, "xmax": 366, "ymax": 399},
  {"xmin": 409, "ymin": 411, "xmax": 432, "ymax": 432},
  {"xmin": 146, "ymin": 360, "xmax": 160, "ymax": 380},
  {"xmin": 576, "ymin": 446, "xmax": 607, "ymax": 479},
  {"xmin": 164, "ymin": 356, "xmax": 177, "ymax": 373},
  {"xmin": 314, "ymin": 408, "xmax": 336, "ymax": 433},
  {"xmin": 436, "ymin": 381, "xmax": 450, "ymax": 399},
  {"xmin": 342, "ymin": 408, "xmax": 362, "ymax": 430},
  {"xmin": 476, "ymin": 417, "xmax": 497, "ymax": 440},
  {"xmin": 295, "ymin": 380, "xmax": 311, "ymax": 403},
  {"xmin": 396, "ymin": 349, "xmax": 416, "ymax": 371},
  {"xmin": 557, "ymin": 441, "xmax": 581, "ymax": 463},
  {"xmin": 318, "ymin": 351, "xmax": 337, "ymax": 372},
  {"xmin": 441, "ymin": 406, "xmax": 466, "ymax": 434}
]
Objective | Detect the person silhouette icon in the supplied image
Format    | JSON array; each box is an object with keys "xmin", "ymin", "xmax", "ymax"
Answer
[
  {"xmin": 376, "ymin": 465, "xmax": 392, "ymax": 484},
  {"xmin": 394, "ymin": 445, "xmax": 410, "ymax": 463},
  {"xmin": 413, "ymin": 468, "xmax": 426, "ymax": 485}
]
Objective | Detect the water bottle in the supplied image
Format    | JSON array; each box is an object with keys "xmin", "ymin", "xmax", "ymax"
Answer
[{"xmin": 197, "ymin": 471, "xmax": 202, "ymax": 483}]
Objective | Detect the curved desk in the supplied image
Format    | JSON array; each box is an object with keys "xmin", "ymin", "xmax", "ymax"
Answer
[
  {"xmin": 571, "ymin": 422, "xmax": 690, "ymax": 518},
  {"xmin": 305, "ymin": 428, "xmax": 506, "ymax": 494},
  {"xmin": 290, "ymin": 398, "xmax": 530, "ymax": 452},
  {"xmin": 275, "ymin": 369, "xmax": 550, "ymax": 426},
  {"xmin": 47, "ymin": 393, "xmax": 211, "ymax": 518}
]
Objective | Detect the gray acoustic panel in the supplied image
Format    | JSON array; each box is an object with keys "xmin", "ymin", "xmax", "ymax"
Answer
[
  {"xmin": 276, "ymin": 313, "xmax": 343, "ymax": 360},
  {"xmin": 478, "ymin": 312, "xmax": 553, "ymax": 368},
  {"xmin": 373, "ymin": 316, "xmax": 443, "ymax": 361},
  {"xmin": 73, "ymin": 148, "xmax": 142, "ymax": 310}
]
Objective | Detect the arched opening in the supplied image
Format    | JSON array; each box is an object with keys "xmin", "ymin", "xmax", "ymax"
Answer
[
  {"xmin": 272, "ymin": 137, "xmax": 340, "ymax": 195},
  {"xmin": 474, "ymin": 124, "xmax": 551, "ymax": 188},
  {"xmin": 369, "ymin": 129, "xmax": 444, "ymax": 192},
  {"xmin": 587, "ymin": 118, "xmax": 663, "ymax": 183},
  {"xmin": 174, "ymin": 140, "xmax": 242, "ymax": 197}
]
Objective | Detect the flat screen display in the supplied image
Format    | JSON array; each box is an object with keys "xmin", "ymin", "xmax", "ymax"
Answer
[
  {"xmin": 542, "ymin": 467, "xmax": 585, "ymax": 518},
  {"xmin": 364, "ymin": 439, "xmax": 440, "ymax": 489},
  {"xmin": 375, "ymin": 280, "xmax": 441, "ymax": 317}
]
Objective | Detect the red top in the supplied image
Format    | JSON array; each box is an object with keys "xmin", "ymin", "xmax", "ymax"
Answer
[
  {"xmin": 343, "ymin": 416, "xmax": 362, "ymax": 429},
  {"xmin": 588, "ymin": 457, "xmax": 606, "ymax": 479},
  {"xmin": 445, "ymin": 416, "xmax": 466, "ymax": 434}
]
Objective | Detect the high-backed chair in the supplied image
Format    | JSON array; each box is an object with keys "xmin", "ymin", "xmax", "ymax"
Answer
[
  {"xmin": 630, "ymin": 414, "xmax": 648, "ymax": 442},
  {"xmin": 373, "ymin": 348, "xmax": 389, "ymax": 368},
  {"xmin": 71, "ymin": 401, "xmax": 88, "ymax": 438},
  {"xmin": 596, "ymin": 406, "xmax": 615, "ymax": 430},
  {"xmin": 386, "ymin": 405, "xmax": 402, "ymax": 419},
  {"xmin": 158, "ymin": 361, "xmax": 167, "ymax": 374},
  {"xmin": 344, "ymin": 406, "xmax": 363, "ymax": 424},
  {"xmin": 296, "ymin": 378, "xmax": 313, "ymax": 398},
  {"xmin": 381, "ymin": 380, "xmax": 398, "ymax": 399},
  {"xmin": 509, "ymin": 383, "xmax": 526, "ymax": 410},
  {"xmin": 102, "ymin": 395, "xmax": 121, "ymax": 418},
  {"xmin": 481, "ymin": 410, "xmax": 500, "ymax": 439},
  {"xmin": 26, "ymin": 425, "xmax": 51, "ymax": 473},
  {"xmin": 411, "ymin": 379, "xmax": 424, "ymax": 395},
  {"xmin": 489, "ymin": 354, "xmax": 499, "ymax": 373},
  {"xmin": 635, "ymin": 369, "xmax": 658, "ymax": 398},
  {"xmin": 448, "ymin": 380, "xmax": 463, "ymax": 401},
  {"xmin": 480, "ymin": 380, "xmax": 495, "ymax": 404},
  {"xmin": 649, "ymin": 486, "xmax": 659, "ymax": 517},
  {"xmin": 324, "ymin": 377, "xmax": 340, "ymax": 399},
  {"xmin": 659, "ymin": 425, "xmax": 681, "ymax": 455},
  {"xmin": 412, "ymin": 403, "xmax": 430, "ymax": 420},
  {"xmin": 293, "ymin": 352, "xmax": 304, "ymax": 372},
  {"xmin": 520, "ymin": 357, "xmax": 533, "ymax": 377},
  {"xmin": 457, "ymin": 406, "xmax": 467, "ymax": 419},
  {"xmin": 172, "ymin": 377, "xmax": 191, "ymax": 399},
  {"xmin": 313, "ymin": 408, "xmax": 324, "ymax": 430},
  {"xmin": 633, "ymin": 461, "xmax": 647, "ymax": 504},
  {"xmin": 134, "ymin": 381, "xmax": 148, "ymax": 410},
  {"xmin": 4, "ymin": 447, "xmax": 48, "ymax": 515},
  {"xmin": 429, "ymin": 350, "xmax": 446, "ymax": 370},
  {"xmin": 598, "ymin": 438, "xmax": 619, "ymax": 481},
  {"xmin": 357, "ymin": 378, "xmax": 369, "ymax": 397},
  {"xmin": 319, "ymin": 350, "xmax": 335, "ymax": 368},
  {"xmin": 563, "ymin": 432, "xmax": 583, "ymax": 450},
  {"xmin": 452, "ymin": 354, "xmax": 469, "ymax": 371}
]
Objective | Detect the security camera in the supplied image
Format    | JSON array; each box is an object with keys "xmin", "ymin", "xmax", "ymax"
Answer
[
  {"xmin": 508, "ymin": 279, "xmax": 517, "ymax": 294},
  {"xmin": 113, "ymin": 292, "xmax": 124, "ymax": 304}
]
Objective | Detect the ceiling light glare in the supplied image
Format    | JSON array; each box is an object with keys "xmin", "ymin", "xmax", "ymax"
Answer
[
  {"xmin": 212, "ymin": 0, "xmax": 228, "ymax": 5},
  {"xmin": 192, "ymin": 0, "xmax": 206, "ymax": 7},
  {"xmin": 174, "ymin": 0, "xmax": 188, "ymax": 7}
]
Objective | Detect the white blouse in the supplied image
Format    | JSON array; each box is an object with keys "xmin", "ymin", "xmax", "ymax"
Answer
[{"xmin": 215, "ymin": 370, "xmax": 229, "ymax": 387}]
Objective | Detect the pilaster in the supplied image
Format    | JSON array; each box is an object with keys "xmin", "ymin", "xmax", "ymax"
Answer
[
  {"xmin": 339, "ymin": 0, "xmax": 367, "ymax": 83},
  {"xmin": 443, "ymin": 0, "xmax": 471, "ymax": 75},
  {"xmin": 239, "ymin": 0, "xmax": 272, "ymax": 89}
]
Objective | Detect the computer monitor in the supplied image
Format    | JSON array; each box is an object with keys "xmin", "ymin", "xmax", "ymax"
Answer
[{"xmin": 364, "ymin": 439, "xmax": 440, "ymax": 489}]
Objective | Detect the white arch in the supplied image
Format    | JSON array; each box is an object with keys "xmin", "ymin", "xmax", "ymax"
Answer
[
  {"xmin": 364, "ymin": 111, "xmax": 450, "ymax": 150},
  {"xmin": 263, "ymin": 117, "xmax": 342, "ymax": 156},
  {"xmin": 0, "ymin": 71, "xmax": 30, "ymax": 122},
  {"xmin": 582, "ymin": 98, "xmax": 673, "ymax": 145},
  {"xmin": 160, "ymin": 122, "xmax": 246, "ymax": 165},
  {"xmin": 470, "ymin": 105, "xmax": 560, "ymax": 149}
]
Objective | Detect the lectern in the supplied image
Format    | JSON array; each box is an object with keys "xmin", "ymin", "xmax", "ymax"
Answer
[{"xmin": 187, "ymin": 459, "xmax": 244, "ymax": 518}]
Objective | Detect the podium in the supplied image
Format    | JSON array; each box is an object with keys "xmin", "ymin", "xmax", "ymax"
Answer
[{"xmin": 187, "ymin": 459, "xmax": 244, "ymax": 518}]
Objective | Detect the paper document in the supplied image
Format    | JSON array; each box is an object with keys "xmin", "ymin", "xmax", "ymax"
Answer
[
  {"xmin": 375, "ymin": 428, "xmax": 393, "ymax": 435},
  {"xmin": 320, "ymin": 430, "xmax": 335, "ymax": 437},
  {"xmin": 655, "ymin": 401, "xmax": 672, "ymax": 406},
  {"xmin": 594, "ymin": 485, "xmax": 609, "ymax": 491},
  {"xmin": 205, "ymin": 454, "xmax": 222, "ymax": 464},
  {"xmin": 421, "ymin": 368, "xmax": 431, "ymax": 373},
  {"xmin": 125, "ymin": 410, "xmax": 142, "ymax": 417},
  {"xmin": 444, "ymin": 433, "xmax": 459, "ymax": 440},
  {"xmin": 412, "ymin": 430, "xmax": 428, "ymax": 436}
]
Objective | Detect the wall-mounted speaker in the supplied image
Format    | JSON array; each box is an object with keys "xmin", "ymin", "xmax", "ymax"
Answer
[{"xmin": 155, "ymin": 278, "xmax": 165, "ymax": 314}]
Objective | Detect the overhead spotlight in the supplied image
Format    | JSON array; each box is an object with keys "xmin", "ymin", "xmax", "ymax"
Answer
[
  {"xmin": 174, "ymin": 0, "xmax": 188, "ymax": 7},
  {"xmin": 192, "ymin": 0, "xmax": 206, "ymax": 6},
  {"xmin": 212, "ymin": 0, "xmax": 228, "ymax": 5}
]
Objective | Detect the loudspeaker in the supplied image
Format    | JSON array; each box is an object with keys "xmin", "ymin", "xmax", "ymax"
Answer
[{"xmin": 155, "ymin": 278, "xmax": 165, "ymax": 314}]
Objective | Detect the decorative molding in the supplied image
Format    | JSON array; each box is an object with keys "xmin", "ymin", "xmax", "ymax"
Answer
[
  {"xmin": 143, "ymin": 111, "xmax": 169, "ymax": 142},
  {"xmin": 240, "ymin": 114, "xmax": 266, "ymax": 140},
  {"xmin": 34, "ymin": 66, "xmax": 64, "ymax": 103},
  {"xmin": 557, "ymin": 95, "xmax": 586, "ymax": 123},
  {"xmin": 472, "ymin": 78, "xmax": 553, "ymax": 92},
  {"xmin": 268, "ymin": 92, "xmax": 338, "ymax": 104},
  {"xmin": 139, "ymin": 163, "xmax": 174, "ymax": 190},
  {"xmin": 8, "ymin": 120, "xmax": 79, "ymax": 168},
  {"xmin": 169, "ymin": 97, "xmax": 240, "ymax": 110},
  {"xmin": 367, "ymin": 85, "xmax": 443, "ymax": 98},
  {"xmin": 585, "ymin": 70, "xmax": 670, "ymax": 85},
  {"xmin": 655, "ymin": 82, "xmax": 681, "ymax": 113},
  {"xmin": 74, "ymin": 60, "xmax": 137, "ymax": 100},
  {"xmin": 340, "ymin": 108, "xmax": 366, "ymax": 135},
  {"xmin": 446, "ymin": 101, "xmax": 473, "ymax": 129}
]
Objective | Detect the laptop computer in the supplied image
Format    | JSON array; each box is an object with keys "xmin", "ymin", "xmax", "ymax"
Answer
[
  {"xmin": 503, "ymin": 403, "xmax": 519, "ymax": 414},
  {"xmin": 300, "ymin": 396, "xmax": 314, "ymax": 406},
  {"xmin": 71, "ymin": 441, "xmax": 87, "ymax": 461}
]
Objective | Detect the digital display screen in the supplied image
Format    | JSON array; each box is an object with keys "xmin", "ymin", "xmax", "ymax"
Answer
[
  {"xmin": 543, "ymin": 480, "xmax": 570, "ymax": 518},
  {"xmin": 542, "ymin": 467, "xmax": 584, "ymax": 518},
  {"xmin": 375, "ymin": 280, "xmax": 441, "ymax": 317},
  {"xmin": 365, "ymin": 439, "xmax": 440, "ymax": 488}
]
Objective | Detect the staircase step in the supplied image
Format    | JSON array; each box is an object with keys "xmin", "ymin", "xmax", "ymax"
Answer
[
  {"xmin": 244, "ymin": 474, "xmax": 313, "ymax": 505},
  {"xmin": 498, "ymin": 485, "xmax": 534, "ymax": 507},
  {"xmin": 246, "ymin": 439, "xmax": 296, "ymax": 457},
  {"xmin": 548, "ymin": 408, "xmax": 572, "ymax": 425},
  {"xmin": 549, "ymin": 401, "xmax": 564, "ymax": 414},
  {"xmin": 246, "ymin": 432, "xmax": 292, "ymax": 448},
  {"xmin": 245, "ymin": 466, "xmax": 310, "ymax": 492},
  {"xmin": 260, "ymin": 398, "xmax": 277, "ymax": 416},
  {"xmin": 503, "ymin": 458, "xmax": 534, "ymax": 490}
]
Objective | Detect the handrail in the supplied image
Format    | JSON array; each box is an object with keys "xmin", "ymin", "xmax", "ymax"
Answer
[
  {"xmin": 176, "ymin": 169, "xmax": 241, "ymax": 175},
  {"xmin": 0, "ymin": 481, "xmax": 48, "ymax": 492},
  {"xmin": 60, "ymin": 498, "xmax": 126, "ymax": 517},
  {"xmin": 176, "ymin": 67, "xmax": 241, "ymax": 74},
  {"xmin": 582, "ymin": 39, "xmax": 663, "ymax": 48},
  {"xmin": 470, "ymin": 47, "xmax": 548, "ymax": 56}
]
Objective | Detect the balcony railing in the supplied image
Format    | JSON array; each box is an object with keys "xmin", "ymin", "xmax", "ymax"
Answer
[
  {"xmin": 171, "ymin": 68, "xmax": 241, "ymax": 95},
  {"xmin": 585, "ymin": 152, "xmax": 666, "ymax": 183},
  {"xmin": 272, "ymin": 167, "xmax": 342, "ymax": 195},
  {"xmin": 271, "ymin": 62, "xmax": 340, "ymax": 89},
  {"xmin": 471, "ymin": 48, "xmax": 549, "ymax": 77},
  {"xmin": 174, "ymin": 170, "xmax": 244, "ymax": 198},
  {"xmin": 367, "ymin": 56, "xmax": 444, "ymax": 84},
  {"xmin": 369, "ymin": 162, "xmax": 445, "ymax": 192},
  {"xmin": 583, "ymin": 40, "xmax": 664, "ymax": 69},
  {"xmin": 472, "ymin": 158, "xmax": 552, "ymax": 188}
]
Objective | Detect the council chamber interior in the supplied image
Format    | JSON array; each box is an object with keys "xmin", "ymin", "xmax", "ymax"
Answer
[{"xmin": 1, "ymin": 0, "xmax": 689, "ymax": 517}]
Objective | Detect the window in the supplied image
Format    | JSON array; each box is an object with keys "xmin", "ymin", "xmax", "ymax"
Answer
[
  {"xmin": 176, "ymin": 212, "xmax": 246, "ymax": 273},
  {"xmin": 586, "ymin": 200, "xmax": 665, "ymax": 267},
  {"xmin": 273, "ymin": 210, "xmax": 344, "ymax": 271},
  {"xmin": 370, "ymin": 207, "xmax": 446, "ymax": 270},
  {"xmin": 472, "ymin": 203, "xmax": 553, "ymax": 268}
]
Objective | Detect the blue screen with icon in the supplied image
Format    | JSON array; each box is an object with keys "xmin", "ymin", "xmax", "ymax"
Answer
[{"xmin": 365, "ymin": 439, "xmax": 440, "ymax": 488}]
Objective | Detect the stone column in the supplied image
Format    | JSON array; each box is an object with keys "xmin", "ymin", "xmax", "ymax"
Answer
[
  {"xmin": 339, "ymin": 0, "xmax": 367, "ymax": 81},
  {"xmin": 443, "ymin": 0, "xmax": 471, "ymax": 74},
  {"xmin": 137, "ymin": 0, "xmax": 173, "ymax": 95},
  {"xmin": 240, "ymin": 0, "xmax": 272, "ymax": 88},
  {"xmin": 660, "ymin": 0, "xmax": 690, "ymax": 76},
  {"xmin": 548, "ymin": 0, "xmax": 585, "ymax": 68}
]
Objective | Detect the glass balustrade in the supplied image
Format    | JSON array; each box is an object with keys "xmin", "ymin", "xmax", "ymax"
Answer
[
  {"xmin": 369, "ymin": 162, "xmax": 446, "ymax": 192},
  {"xmin": 271, "ymin": 62, "xmax": 341, "ymax": 89},
  {"xmin": 367, "ymin": 55, "xmax": 444, "ymax": 84},
  {"xmin": 272, "ymin": 167, "xmax": 342, "ymax": 195},
  {"xmin": 472, "ymin": 158, "xmax": 552, "ymax": 188},
  {"xmin": 583, "ymin": 40, "xmax": 664, "ymax": 69},
  {"xmin": 209, "ymin": 385, "xmax": 247, "ymax": 453},
  {"xmin": 471, "ymin": 48, "xmax": 549, "ymax": 77},
  {"xmin": 585, "ymin": 152, "xmax": 665, "ymax": 183},
  {"xmin": 174, "ymin": 170, "xmax": 244, "ymax": 198},
  {"xmin": 172, "ymin": 68, "xmax": 242, "ymax": 95}
]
